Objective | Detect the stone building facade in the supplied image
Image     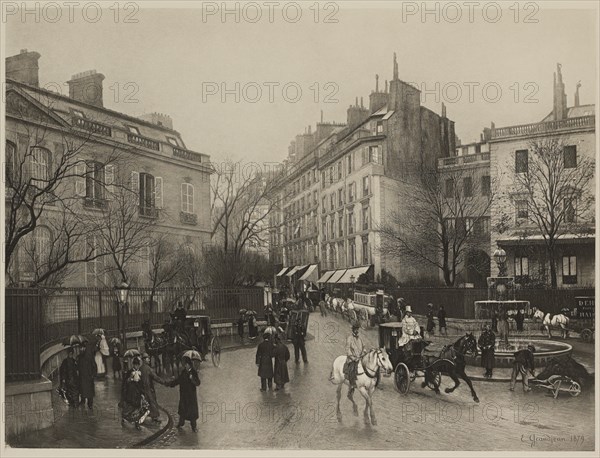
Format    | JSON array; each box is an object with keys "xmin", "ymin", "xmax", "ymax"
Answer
[{"xmin": 5, "ymin": 49, "xmax": 212, "ymax": 287}]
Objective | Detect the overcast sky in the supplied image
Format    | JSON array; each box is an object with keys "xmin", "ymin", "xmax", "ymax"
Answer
[{"xmin": 5, "ymin": 1, "xmax": 597, "ymax": 165}]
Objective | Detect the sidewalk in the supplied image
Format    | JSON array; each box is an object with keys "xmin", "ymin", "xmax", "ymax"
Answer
[{"xmin": 7, "ymin": 374, "xmax": 171, "ymax": 449}]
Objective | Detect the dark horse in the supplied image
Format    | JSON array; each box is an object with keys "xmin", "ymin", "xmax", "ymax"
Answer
[
  {"xmin": 425, "ymin": 333, "xmax": 480, "ymax": 403},
  {"xmin": 141, "ymin": 320, "xmax": 168, "ymax": 374},
  {"xmin": 161, "ymin": 318, "xmax": 198, "ymax": 374}
]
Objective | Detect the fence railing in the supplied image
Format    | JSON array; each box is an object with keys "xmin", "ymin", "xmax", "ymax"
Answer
[{"xmin": 5, "ymin": 288, "xmax": 43, "ymax": 382}]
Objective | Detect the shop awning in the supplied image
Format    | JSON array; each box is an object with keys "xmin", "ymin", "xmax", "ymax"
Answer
[
  {"xmin": 286, "ymin": 265, "xmax": 307, "ymax": 277},
  {"xmin": 276, "ymin": 267, "xmax": 290, "ymax": 277},
  {"xmin": 327, "ymin": 269, "xmax": 348, "ymax": 283},
  {"xmin": 299, "ymin": 264, "xmax": 318, "ymax": 281},
  {"xmin": 317, "ymin": 270, "xmax": 335, "ymax": 283},
  {"xmin": 497, "ymin": 234, "xmax": 594, "ymax": 246},
  {"xmin": 337, "ymin": 265, "xmax": 372, "ymax": 283}
]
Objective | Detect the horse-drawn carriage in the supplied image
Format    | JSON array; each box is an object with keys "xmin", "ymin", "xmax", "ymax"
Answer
[
  {"xmin": 285, "ymin": 309, "xmax": 309, "ymax": 341},
  {"xmin": 181, "ymin": 315, "xmax": 222, "ymax": 367}
]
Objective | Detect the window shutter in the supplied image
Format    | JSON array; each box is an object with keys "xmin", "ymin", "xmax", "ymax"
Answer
[
  {"xmin": 131, "ymin": 171, "xmax": 139, "ymax": 205},
  {"xmin": 105, "ymin": 164, "xmax": 115, "ymax": 199},
  {"xmin": 75, "ymin": 158, "xmax": 86, "ymax": 196},
  {"xmin": 190, "ymin": 184, "xmax": 194, "ymax": 213},
  {"xmin": 180, "ymin": 183, "xmax": 185, "ymax": 212},
  {"xmin": 155, "ymin": 176, "xmax": 163, "ymax": 209}
]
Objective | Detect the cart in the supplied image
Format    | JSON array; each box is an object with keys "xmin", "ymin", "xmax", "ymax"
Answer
[
  {"xmin": 571, "ymin": 296, "xmax": 595, "ymax": 342},
  {"xmin": 182, "ymin": 315, "xmax": 222, "ymax": 367},
  {"xmin": 530, "ymin": 375, "xmax": 582, "ymax": 398},
  {"xmin": 378, "ymin": 322, "xmax": 451, "ymax": 394},
  {"xmin": 286, "ymin": 309, "xmax": 309, "ymax": 341}
]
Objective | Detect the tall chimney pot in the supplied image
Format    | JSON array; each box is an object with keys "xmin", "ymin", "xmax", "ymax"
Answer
[
  {"xmin": 6, "ymin": 50, "xmax": 41, "ymax": 87},
  {"xmin": 67, "ymin": 70, "xmax": 105, "ymax": 108}
]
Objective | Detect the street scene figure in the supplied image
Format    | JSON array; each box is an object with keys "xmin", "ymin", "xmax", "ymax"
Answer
[
  {"xmin": 59, "ymin": 348, "xmax": 80, "ymax": 407},
  {"xmin": 141, "ymin": 353, "xmax": 167, "ymax": 424},
  {"xmin": 478, "ymin": 325, "xmax": 496, "ymax": 379},
  {"xmin": 247, "ymin": 312, "xmax": 258, "ymax": 340},
  {"xmin": 397, "ymin": 306, "xmax": 421, "ymax": 349},
  {"xmin": 166, "ymin": 356, "xmax": 201, "ymax": 432},
  {"xmin": 256, "ymin": 333, "xmax": 274, "ymax": 391},
  {"xmin": 292, "ymin": 320, "xmax": 308, "ymax": 364},
  {"xmin": 237, "ymin": 310, "xmax": 246, "ymax": 342},
  {"xmin": 343, "ymin": 323, "xmax": 364, "ymax": 388},
  {"xmin": 120, "ymin": 358, "xmax": 150, "ymax": 430},
  {"xmin": 426, "ymin": 303, "xmax": 435, "ymax": 337},
  {"xmin": 273, "ymin": 335, "xmax": 290, "ymax": 391},
  {"xmin": 438, "ymin": 305, "xmax": 447, "ymax": 336},
  {"xmin": 77, "ymin": 341, "xmax": 97, "ymax": 409},
  {"xmin": 510, "ymin": 344, "xmax": 536, "ymax": 392},
  {"xmin": 498, "ymin": 308, "xmax": 510, "ymax": 347},
  {"xmin": 515, "ymin": 309, "xmax": 525, "ymax": 333},
  {"xmin": 111, "ymin": 341, "xmax": 122, "ymax": 379}
]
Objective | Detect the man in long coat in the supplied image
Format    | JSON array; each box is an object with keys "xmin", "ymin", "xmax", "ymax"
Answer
[
  {"xmin": 273, "ymin": 335, "xmax": 290, "ymax": 391},
  {"xmin": 256, "ymin": 333, "xmax": 274, "ymax": 391},
  {"xmin": 78, "ymin": 341, "xmax": 97, "ymax": 409},
  {"xmin": 478, "ymin": 324, "xmax": 496, "ymax": 378},
  {"xmin": 141, "ymin": 352, "xmax": 167, "ymax": 423},
  {"xmin": 167, "ymin": 356, "xmax": 200, "ymax": 432},
  {"xmin": 59, "ymin": 347, "xmax": 80, "ymax": 407},
  {"xmin": 344, "ymin": 323, "xmax": 365, "ymax": 388},
  {"xmin": 292, "ymin": 321, "xmax": 308, "ymax": 364}
]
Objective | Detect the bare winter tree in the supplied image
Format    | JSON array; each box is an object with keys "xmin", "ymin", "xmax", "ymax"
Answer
[
  {"xmin": 208, "ymin": 160, "xmax": 286, "ymax": 285},
  {"xmin": 503, "ymin": 138, "xmax": 595, "ymax": 288},
  {"xmin": 378, "ymin": 167, "xmax": 494, "ymax": 286},
  {"xmin": 145, "ymin": 235, "xmax": 187, "ymax": 308}
]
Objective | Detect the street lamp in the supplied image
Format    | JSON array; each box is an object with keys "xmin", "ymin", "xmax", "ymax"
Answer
[
  {"xmin": 350, "ymin": 274, "xmax": 355, "ymax": 300},
  {"xmin": 493, "ymin": 247, "xmax": 507, "ymax": 277},
  {"xmin": 114, "ymin": 281, "xmax": 130, "ymax": 351}
]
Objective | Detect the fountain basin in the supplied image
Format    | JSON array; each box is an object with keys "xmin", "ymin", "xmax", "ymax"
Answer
[{"xmin": 465, "ymin": 338, "xmax": 572, "ymax": 368}]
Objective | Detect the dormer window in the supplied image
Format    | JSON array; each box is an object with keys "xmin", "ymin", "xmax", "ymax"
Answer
[
  {"xmin": 167, "ymin": 137, "xmax": 180, "ymax": 147},
  {"xmin": 127, "ymin": 125, "xmax": 141, "ymax": 135}
]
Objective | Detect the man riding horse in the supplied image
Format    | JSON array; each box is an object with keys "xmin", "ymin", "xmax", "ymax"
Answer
[{"xmin": 343, "ymin": 323, "xmax": 365, "ymax": 389}]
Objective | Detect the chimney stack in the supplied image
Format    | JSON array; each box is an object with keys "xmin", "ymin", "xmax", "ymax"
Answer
[
  {"xmin": 552, "ymin": 63, "xmax": 568, "ymax": 121},
  {"xmin": 67, "ymin": 70, "xmax": 105, "ymax": 108},
  {"xmin": 375, "ymin": 74, "xmax": 379, "ymax": 92},
  {"xmin": 441, "ymin": 102, "xmax": 447, "ymax": 118},
  {"xmin": 574, "ymin": 81, "xmax": 581, "ymax": 107},
  {"xmin": 6, "ymin": 49, "xmax": 41, "ymax": 87}
]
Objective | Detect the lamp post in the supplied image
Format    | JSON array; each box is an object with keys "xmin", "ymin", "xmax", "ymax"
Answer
[
  {"xmin": 350, "ymin": 275, "xmax": 355, "ymax": 300},
  {"xmin": 115, "ymin": 281, "xmax": 130, "ymax": 351},
  {"xmin": 493, "ymin": 247, "xmax": 507, "ymax": 277}
]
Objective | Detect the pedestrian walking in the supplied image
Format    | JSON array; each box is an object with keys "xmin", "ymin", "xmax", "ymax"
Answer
[
  {"xmin": 141, "ymin": 352, "xmax": 167, "ymax": 424},
  {"xmin": 273, "ymin": 335, "xmax": 290, "ymax": 391},
  {"xmin": 247, "ymin": 312, "xmax": 258, "ymax": 340},
  {"xmin": 498, "ymin": 308, "xmax": 510, "ymax": 347},
  {"xmin": 426, "ymin": 303, "xmax": 435, "ymax": 337},
  {"xmin": 98, "ymin": 333, "xmax": 110, "ymax": 376},
  {"xmin": 437, "ymin": 305, "xmax": 447, "ymax": 336},
  {"xmin": 319, "ymin": 299, "xmax": 327, "ymax": 317},
  {"xmin": 237, "ymin": 310, "xmax": 246, "ymax": 343},
  {"xmin": 256, "ymin": 333, "xmax": 274, "ymax": 391},
  {"xmin": 292, "ymin": 321, "xmax": 308, "ymax": 364},
  {"xmin": 59, "ymin": 347, "xmax": 80, "ymax": 407},
  {"xmin": 166, "ymin": 356, "xmax": 201, "ymax": 432},
  {"xmin": 120, "ymin": 357, "xmax": 150, "ymax": 430},
  {"xmin": 478, "ymin": 324, "xmax": 496, "ymax": 378},
  {"xmin": 94, "ymin": 335, "xmax": 107, "ymax": 379},
  {"xmin": 112, "ymin": 340, "xmax": 122, "ymax": 379},
  {"xmin": 515, "ymin": 309, "xmax": 525, "ymax": 333},
  {"xmin": 78, "ymin": 340, "xmax": 97, "ymax": 409},
  {"xmin": 510, "ymin": 344, "xmax": 536, "ymax": 392}
]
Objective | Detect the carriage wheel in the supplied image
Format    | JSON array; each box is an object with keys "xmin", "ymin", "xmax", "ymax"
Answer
[
  {"xmin": 394, "ymin": 363, "xmax": 410, "ymax": 394},
  {"xmin": 211, "ymin": 336, "xmax": 221, "ymax": 367},
  {"xmin": 581, "ymin": 329, "xmax": 593, "ymax": 342},
  {"xmin": 568, "ymin": 381, "xmax": 581, "ymax": 397},
  {"xmin": 426, "ymin": 370, "xmax": 442, "ymax": 391}
]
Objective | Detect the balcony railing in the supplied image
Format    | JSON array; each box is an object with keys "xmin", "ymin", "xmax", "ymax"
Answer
[
  {"xmin": 438, "ymin": 152, "xmax": 490, "ymax": 168},
  {"xmin": 127, "ymin": 133, "xmax": 160, "ymax": 151},
  {"xmin": 173, "ymin": 147, "xmax": 203, "ymax": 163},
  {"xmin": 491, "ymin": 115, "xmax": 595, "ymax": 140},
  {"xmin": 83, "ymin": 197, "xmax": 108, "ymax": 209},
  {"xmin": 72, "ymin": 117, "xmax": 112, "ymax": 137},
  {"xmin": 180, "ymin": 211, "xmax": 198, "ymax": 225}
]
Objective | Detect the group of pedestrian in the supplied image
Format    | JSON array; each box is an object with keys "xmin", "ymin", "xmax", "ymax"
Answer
[
  {"xmin": 59, "ymin": 336, "xmax": 103, "ymax": 409},
  {"xmin": 256, "ymin": 331, "xmax": 291, "ymax": 391}
]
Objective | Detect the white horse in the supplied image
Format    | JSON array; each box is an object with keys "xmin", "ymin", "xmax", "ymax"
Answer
[
  {"xmin": 329, "ymin": 348, "xmax": 394, "ymax": 426},
  {"xmin": 533, "ymin": 309, "xmax": 570, "ymax": 339}
]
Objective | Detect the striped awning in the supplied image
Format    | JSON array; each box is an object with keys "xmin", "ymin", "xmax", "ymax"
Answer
[
  {"xmin": 317, "ymin": 270, "xmax": 335, "ymax": 283},
  {"xmin": 337, "ymin": 265, "xmax": 372, "ymax": 283},
  {"xmin": 327, "ymin": 269, "xmax": 348, "ymax": 283},
  {"xmin": 299, "ymin": 264, "xmax": 318, "ymax": 281},
  {"xmin": 276, "ymin": 267, "xmax": 290, "ymax": 277}
]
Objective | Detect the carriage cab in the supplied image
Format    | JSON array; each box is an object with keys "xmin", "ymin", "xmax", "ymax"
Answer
[{"xmin": 181, "ymin": 315, "xmax": 221, "ymax": 366}]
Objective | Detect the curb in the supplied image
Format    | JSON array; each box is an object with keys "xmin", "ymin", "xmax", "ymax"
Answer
[{"xmin": 132, "ymin": 405, "xmax": 173, "ymax": 448}]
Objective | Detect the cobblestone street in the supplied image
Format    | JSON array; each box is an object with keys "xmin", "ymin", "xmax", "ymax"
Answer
[{"xmin": 153, "ymin": 312, "xmax": 595, "ymax": 451}]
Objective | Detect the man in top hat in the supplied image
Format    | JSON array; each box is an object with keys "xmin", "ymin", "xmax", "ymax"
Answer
[
  {"xmin": 478, "ymin": 324, "xmax": 496, "ymax": 379},
  {"xmin": 397, "ymin": 305, "xmax": 421, "ymax": 349},
  {"xmin": 510, "ymin": 344, "xmax": 536, "ymax": 392},
  {"xmin": 343, "ymin": 323, "xmax": 365, "ymax": 389}
]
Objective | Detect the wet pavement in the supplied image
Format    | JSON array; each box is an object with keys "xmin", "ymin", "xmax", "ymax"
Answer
[{"xmin": 152, "ymin": 311, "xmax": 596, "ymax": 451}]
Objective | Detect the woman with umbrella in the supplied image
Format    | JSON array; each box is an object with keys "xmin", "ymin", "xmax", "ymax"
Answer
[
  {"xmin": 110, "ymin": 338, "xmax": 123, "ymax": 379},
  {"xmin": 120, "ymin": 357, "xmax": 150, "ymax": 430},
  {"xmin": 166, "ymin": 353, "xmax": 201, "ymax": 432},
  {"xmin": 247, "ymin": 310, "xmax": 258, "ymax": 340},
  {"xmin": 59, "ymin": 345, "xmax": 80, "ymax": 407},
  {"xmin": 93, "ymin": 329, "xmax": 109, "ymax": 378},
  {"xmin": 272, "ymin": 334, "xmax": 290, "ymax": 391}
]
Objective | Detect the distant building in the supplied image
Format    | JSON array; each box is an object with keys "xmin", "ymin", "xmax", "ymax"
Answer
[
  {"xmin": 5, "ymin": 49, "xmax": 212, "ymax": 287},
  {"xmin": 489, "ymin": 64, "xmax": 595, "ymax": 287},
  {"xmin": 271, "ymin": 54, "xmax": 456, "ymax": 289}
]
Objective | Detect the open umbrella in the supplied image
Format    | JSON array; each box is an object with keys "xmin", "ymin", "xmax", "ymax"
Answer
[
  {"xmin": 239, "ymin": 308, "xmax": 247, "ymax": 315},
  {"xmin": 92, "ymin": 328, "xmax": 105, "ymax": 336},
  {"xmin": 181, "ymin": 350, "xmax": 203, "ymax": 361},
  {"xmin": 245, "ymin": 310, "xmax": 256, "ymax": 316},
  {"xmin": 109, "ymin": 337, "xmax": 121, "ymax": 346},
  {"xmin": 123, "ymin": 349, "xmax": 141, "ymax": 358},
  {"xmin": 62, "ymin": 334, "xmax": 86, "ymax": 346}
]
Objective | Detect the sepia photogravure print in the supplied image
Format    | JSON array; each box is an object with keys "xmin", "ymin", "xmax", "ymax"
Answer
[{"xmin": 1, "ymin": 1, "xmax": 598, "ymax": 456}]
